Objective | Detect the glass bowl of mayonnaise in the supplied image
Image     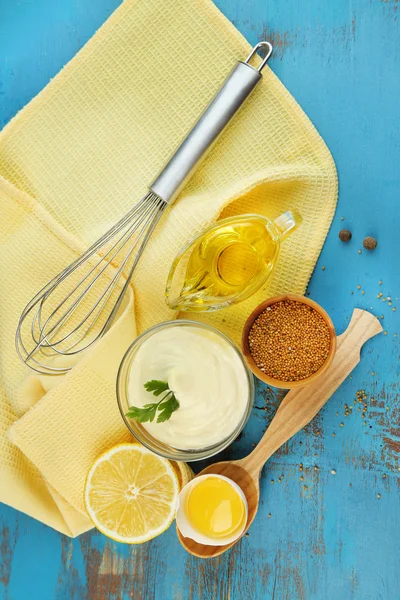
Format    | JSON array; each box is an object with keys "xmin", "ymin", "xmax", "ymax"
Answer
[{"xmin": 117, "ymin": 320, "xmax": 254, "ymax": 461}]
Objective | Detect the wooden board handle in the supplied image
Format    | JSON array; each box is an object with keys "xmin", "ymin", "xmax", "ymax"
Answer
[{"xmin": 240, "ymin": 309, "xmax": 382, "ymax": 477}]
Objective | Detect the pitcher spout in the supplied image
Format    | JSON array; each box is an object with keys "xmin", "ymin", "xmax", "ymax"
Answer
[{"xmin": 273, "ymin": 210, "xmax": 302, "ymax": 241}]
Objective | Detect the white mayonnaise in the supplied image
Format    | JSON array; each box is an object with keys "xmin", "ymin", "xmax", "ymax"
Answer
[{"xmin": 127, "ymin": 325, "xmax": 249, "ymax": 450}]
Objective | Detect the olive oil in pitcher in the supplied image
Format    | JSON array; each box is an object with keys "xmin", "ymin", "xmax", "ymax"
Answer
[{"xmin": 166, "ymin": 211, "xmax": 302, "ymax": 312}]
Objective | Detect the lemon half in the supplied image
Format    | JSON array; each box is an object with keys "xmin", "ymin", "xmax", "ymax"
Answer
[{"xmin": 84, "ymin": 443, "xmax": 179, "ymax": 544}]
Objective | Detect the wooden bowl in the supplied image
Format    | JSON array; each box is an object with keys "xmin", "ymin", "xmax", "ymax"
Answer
[{"xmin": 241, "ymin": 294, "xmax": 336, "ymax": 389}]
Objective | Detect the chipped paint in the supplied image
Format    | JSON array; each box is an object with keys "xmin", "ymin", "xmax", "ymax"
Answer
[
  {"xmin": 56, "ymin": 536, "xmax": 85, "ymax": 599},
  {"xmin": 383, "ymin": 437, "xmax": 400, "ymax": 453},
  {"xmin": 0, "ymin": 525, "xmax": 18, "ymax": 589},
  {"xmin": 260, "ymin": 27, "xmax": 295, "ymax": 59}
]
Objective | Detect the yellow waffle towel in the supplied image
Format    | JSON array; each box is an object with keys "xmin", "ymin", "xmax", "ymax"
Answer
[{"xmin": 0, "ymin": 0, "xmax": 337, "ymax": 535}]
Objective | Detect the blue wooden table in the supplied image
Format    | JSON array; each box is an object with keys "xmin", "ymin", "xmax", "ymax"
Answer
[{"xmin": 1, "ymin": 1, "xmax": 399, "ymax": 599}]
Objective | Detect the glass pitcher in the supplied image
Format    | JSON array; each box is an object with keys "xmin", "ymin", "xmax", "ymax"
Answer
[{"xmin": 165, "ymin": 211, "xmax": 302, "ymax": 312}]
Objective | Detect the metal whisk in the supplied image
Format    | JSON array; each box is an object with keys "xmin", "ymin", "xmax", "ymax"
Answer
[{"xmin": 16, "ymin": 41, "xmax": 273, "ymax": 375}]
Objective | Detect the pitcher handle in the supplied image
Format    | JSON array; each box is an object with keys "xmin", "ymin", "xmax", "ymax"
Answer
[{"xmin": 273, "ymin": 210, "xmax": 302, "ymax": 241}]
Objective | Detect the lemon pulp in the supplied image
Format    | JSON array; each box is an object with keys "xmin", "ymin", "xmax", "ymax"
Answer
[
  {"xmin": 185, "ymin": 476, "xmax": 246, "ymax": 538},
  {"xmin": 84, "ymin": 443, "xmax": 179, "ymax": 544}
]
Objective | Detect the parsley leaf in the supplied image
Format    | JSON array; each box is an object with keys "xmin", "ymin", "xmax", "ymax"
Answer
[
  {"xmin": 125, "ymin": 380, "xmax": 180, "ymax": 424},
  {"xmin": 144, "ymin": 380, "xmax": 170, "ymax": 396},
  {"xmin": 125, "ymin": 403, "xmax": 157, "ymax": 423},
  {"xmin": 156, "ymin": 395, "xmax": 180, "ymax": 423}
]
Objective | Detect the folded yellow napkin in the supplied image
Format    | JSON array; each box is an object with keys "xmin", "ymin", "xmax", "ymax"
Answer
[{"xmin": 0, "ymin": 0, "xmax": 337, "ymax": 536}]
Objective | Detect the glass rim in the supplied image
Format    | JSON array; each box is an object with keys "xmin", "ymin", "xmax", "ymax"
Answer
[{"xmin": 116, "ymin": 319, "xmax": 255, "ymax": 462}]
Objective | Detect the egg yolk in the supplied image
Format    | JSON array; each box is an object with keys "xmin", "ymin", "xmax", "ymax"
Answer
[{"xmin": 185, "ymin": 477, "xmax": 246, "ymax": 538}]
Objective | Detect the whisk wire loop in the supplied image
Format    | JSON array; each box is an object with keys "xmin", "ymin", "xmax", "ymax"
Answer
[{"xmin": 16, "ymin": 191, "xmax": 166, "ymax": 375}]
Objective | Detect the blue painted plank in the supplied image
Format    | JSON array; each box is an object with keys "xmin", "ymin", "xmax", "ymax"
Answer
[{"xmin": 1, "ymin": 1, "xmax": 399, "ymax": 599}]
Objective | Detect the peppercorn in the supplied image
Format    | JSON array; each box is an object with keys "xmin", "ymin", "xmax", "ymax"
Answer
[
  {"xmin": 339, "ymin": 229, "xmax": 352, "ymax": 242},
  {"xmin": 363, "ymin": 236, "xmax": 377, "ymax": 251}
]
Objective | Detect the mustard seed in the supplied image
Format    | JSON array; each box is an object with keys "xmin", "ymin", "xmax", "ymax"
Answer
[{"xmin": 248, "ymin": 300, "xmax": 331, "ymax": 382}]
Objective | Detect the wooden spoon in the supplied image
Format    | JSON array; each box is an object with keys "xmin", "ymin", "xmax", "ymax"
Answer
[{"xmin": 177, "ymin": 309, "xmax": 382, "ymax": 558}]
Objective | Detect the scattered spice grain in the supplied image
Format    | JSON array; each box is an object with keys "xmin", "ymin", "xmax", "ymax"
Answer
[{"xmin": 248, "ymin": 300, "xmax": 331, "ymax": 382}]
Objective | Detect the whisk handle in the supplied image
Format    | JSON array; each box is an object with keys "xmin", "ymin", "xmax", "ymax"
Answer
[{"xmin": 150, "ymin": 41, "xmax": 272, "ymax": 205}]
